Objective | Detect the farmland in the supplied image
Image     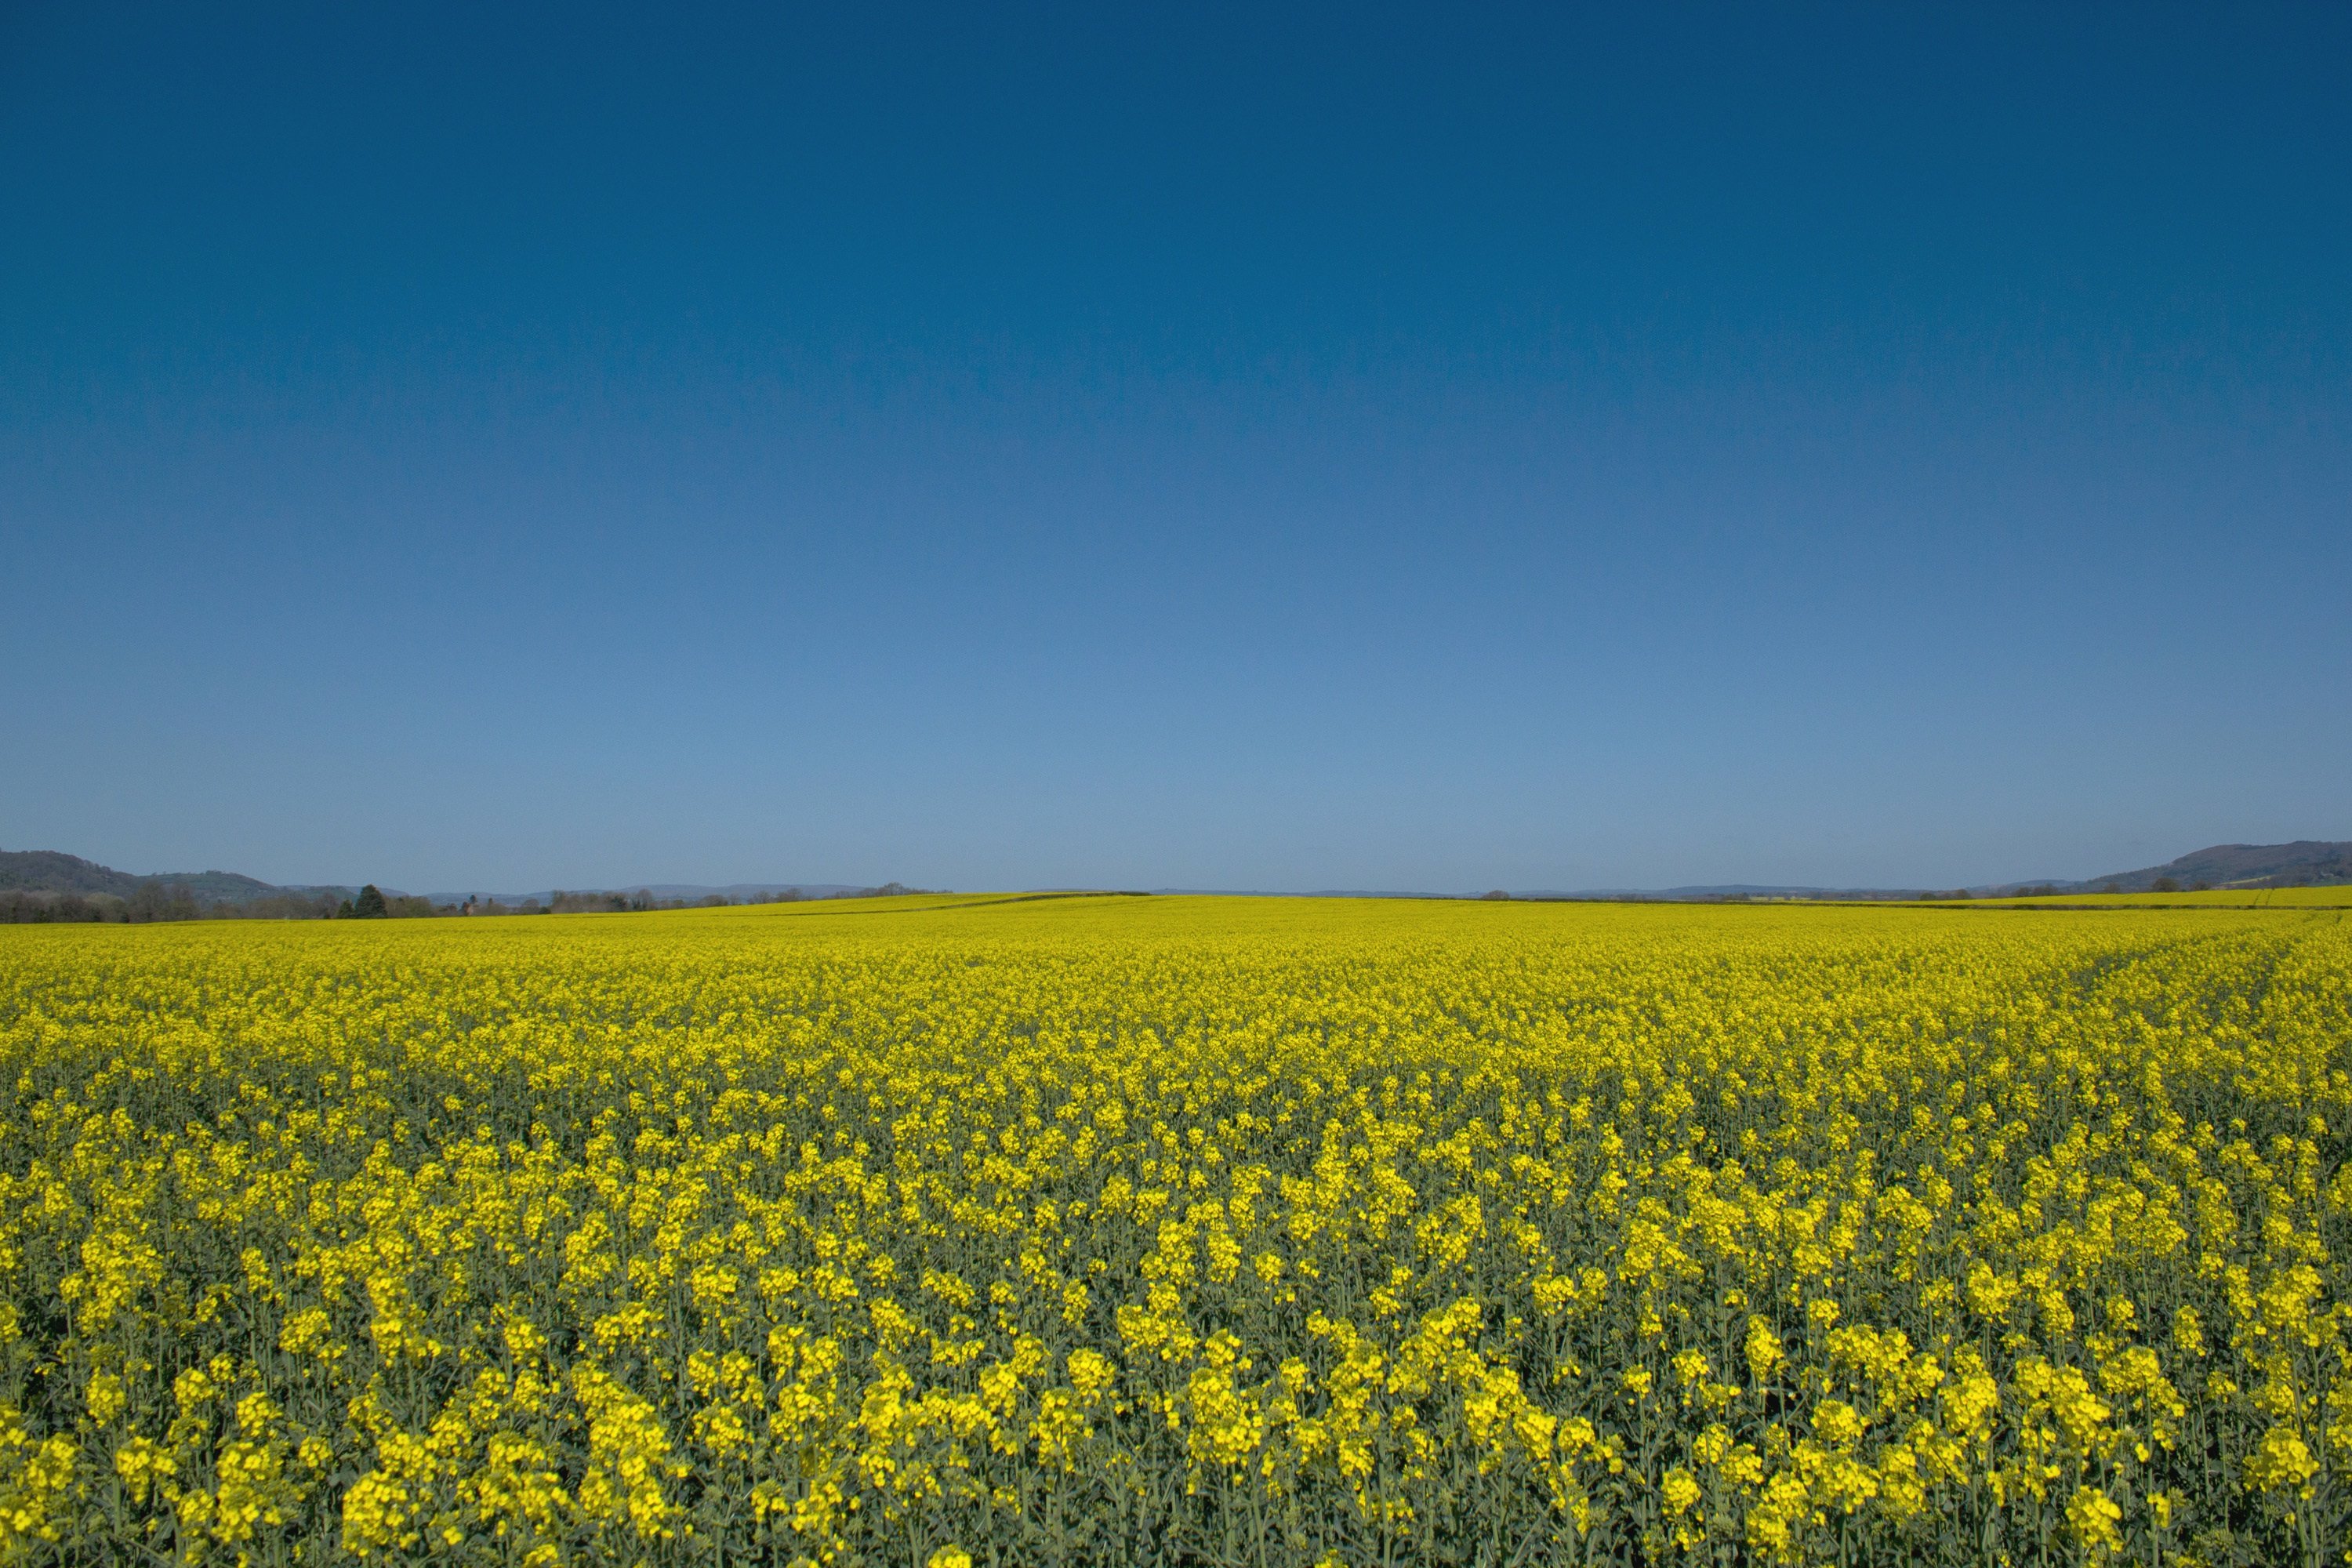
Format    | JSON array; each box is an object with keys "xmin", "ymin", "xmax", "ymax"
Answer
[{"xmin": 2, "ymin": 896, "xmax": 2348, "ymax": 1565}]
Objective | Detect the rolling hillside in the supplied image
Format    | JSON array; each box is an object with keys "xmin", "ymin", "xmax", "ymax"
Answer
[
  {"xmin": 0, "ymin": 850, "xmax": 293, "ymax": 905},
  {"xmin": 2077, "ymin": 840, "xmax": 2352, "ymax": 891}
]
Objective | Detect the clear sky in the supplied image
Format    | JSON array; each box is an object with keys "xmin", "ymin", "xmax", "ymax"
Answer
[{"xmin": 4, "ymin": 2, "xmax": 2346, "ymax": 895}]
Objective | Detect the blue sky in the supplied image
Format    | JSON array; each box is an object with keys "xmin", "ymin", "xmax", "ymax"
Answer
[{"xmin": 4, "ymin": 2, "xmax": 2346, "ymax": 894}]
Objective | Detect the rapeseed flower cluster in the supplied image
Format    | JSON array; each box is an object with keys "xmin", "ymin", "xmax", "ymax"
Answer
[{"xmin": 2, "ymin": 894, "xmax": 2348, "ymax": 1564}]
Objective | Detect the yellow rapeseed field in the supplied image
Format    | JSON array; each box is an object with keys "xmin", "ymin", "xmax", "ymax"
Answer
[{"xmin": 3, "ymin": 895, "xmax": 2348, "ymax": 1566}]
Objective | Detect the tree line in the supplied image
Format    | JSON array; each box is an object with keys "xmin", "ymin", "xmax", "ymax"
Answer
[{"xmin": 0, "ymin": 882, "xmax": 438, "ymax": 924}]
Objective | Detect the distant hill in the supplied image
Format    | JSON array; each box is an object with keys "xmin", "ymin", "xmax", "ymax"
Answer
[
  {"xmin": 2069, "ymin": 840, "xmax": 2352, "ymax": 892},
  {"xmin": 0, "ymin": 849, "xmax": 297, "ymax": 905},
  {"xmin": 0, "ymin": 850, "xmax": 143, "ymax": 898}
]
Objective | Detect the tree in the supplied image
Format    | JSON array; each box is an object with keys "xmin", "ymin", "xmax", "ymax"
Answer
[
  {"xmin": 2151, "ymin": 876, "xmax": 2181, "ymax": 893},
  {"xmin": 126, "ymin": 882, "xmax": 200, "ymax": 923},
  {"xmin": 348, "ymin": 884, "xmax": 388, "ymax": 919}
]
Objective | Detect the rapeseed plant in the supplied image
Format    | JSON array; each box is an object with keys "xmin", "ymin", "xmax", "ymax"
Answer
[{"xmin": 0, "ymin": 895, "xmax": 2347, "ymax": 1563}]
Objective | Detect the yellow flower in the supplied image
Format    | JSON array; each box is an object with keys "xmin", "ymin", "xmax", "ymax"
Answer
[
  {"xmin": 2245, "ymin": 1425, "xmax": 2319, "ymax": 1498},
  {"xmin": 2065, "ymin": 1484, "xmax": 2124, "ymax": 1559}
]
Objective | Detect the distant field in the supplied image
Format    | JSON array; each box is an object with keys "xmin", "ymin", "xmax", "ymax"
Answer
[
  {"xmin": 1918, "ymin": 885, "xmax": 2352, "ymax": 910},
  {"xmin": 3, "ymin": 896, "xmax": 2348, "ymax": 1564}
]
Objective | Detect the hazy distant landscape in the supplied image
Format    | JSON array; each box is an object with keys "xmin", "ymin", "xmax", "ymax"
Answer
[
  {"xmin": 5, "ymin": 840, "xmax": 2346, "ymax": 923},
  {"xmin": 0, "ymin": 851, "xmax": 935, "ymax": 922}
]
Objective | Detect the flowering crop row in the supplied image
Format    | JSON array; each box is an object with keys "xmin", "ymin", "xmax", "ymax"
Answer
[{"xmin": 2, "ymin": 895, "xmax": 2347, "ymax": 1565}]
